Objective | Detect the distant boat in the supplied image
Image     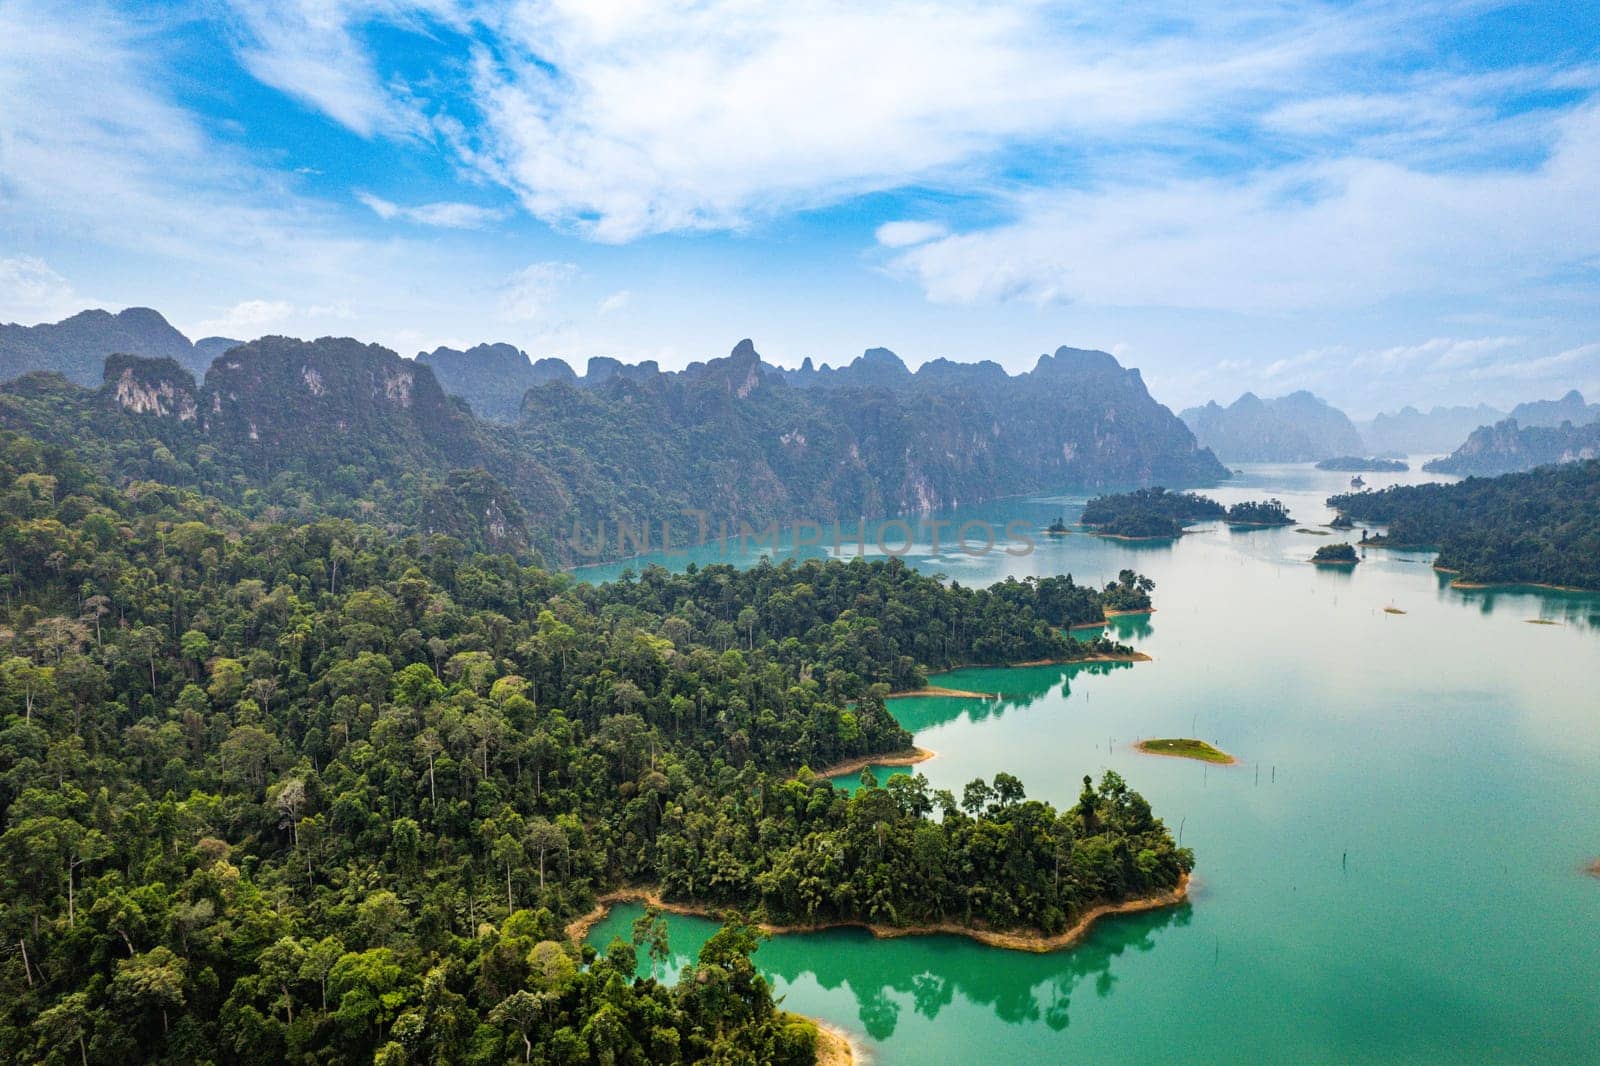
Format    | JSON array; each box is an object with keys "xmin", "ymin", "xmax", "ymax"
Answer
[{"xmin": 1350, "ymin": 475, "xmax": 1365, "ymax": 488}]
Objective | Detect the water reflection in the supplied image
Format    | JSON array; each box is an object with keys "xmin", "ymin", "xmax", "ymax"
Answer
[{"xmin": 591, "ymin": 901, "xmax": 1190, "ymax": 1039}]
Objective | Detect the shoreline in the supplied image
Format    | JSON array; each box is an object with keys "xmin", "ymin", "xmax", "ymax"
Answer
[
  {"xmin": 1134, "ymin": 739, "xmax": 1237, "ymax": 766},
  {"xmin": 1084, "ymin": 529, "xmax": 1183, "ymax": 542},
  {"xmin": 1068, "ymin": 606, "xmax": 1156, "ymax": 629},
  {"xmin": 808, "ymin": 746, "xmax": 937, "ymax": 779},
  {"xmin": 1433, "ymin": 564, "xmax": 1596, "ymax": 595},
  {"xmin": 1447, "ymin": 578, "xmax": 1594, "ymax": 593},
  {"xmin": 813, "ymin": 1021, "xmax": 861, "ymax": 1066},
  {"xmin": 567, "ymin": 873, "xmax": 1191, "ymax": 956},
  {"xmin": 1012, "ymin": 651, "xmax": 1152, "ymax": 666},
  {"xmin": 888, "ymin": 685, "xmax": 996, "ymax": 699}
]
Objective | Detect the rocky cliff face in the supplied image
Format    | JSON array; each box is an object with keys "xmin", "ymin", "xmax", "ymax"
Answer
[
  {"xmin": 1182, "ymin": 391, "xmax": 1363, "ymax": 462},
  {"xmin": 1423, "ymin": 417, "xmax": 1600, "ymax": 476},
  {"xmin": 103, "ymin": 353, "xmax": 198, "ymax": 421}
]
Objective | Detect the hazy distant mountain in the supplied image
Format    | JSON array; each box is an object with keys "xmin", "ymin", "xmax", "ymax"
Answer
[
  {"xmin": 1181, "ymin": 391, "xmax": 1363, "ymax": 462},
  {"xmin": 418, "ymin": 342, "xmax": 558, "ymax": 421},
  {"xmin": 1507, "ymin": 389, "xmax": 1600, "ymax": 428},
  {"xmin": 1423, "ymin": 417, "xmax": 1600, "ymax": 477},
  {"xmin": 1358, "ymin": 403, "xmax": 1505, "ymax": 455},
  {"xmin": 0, "ymin": 307, "xmax": 234, "ymax": 384},
  {"xmin": 417, "ymin": 344, "xmax": 674, "ymax": 420}
]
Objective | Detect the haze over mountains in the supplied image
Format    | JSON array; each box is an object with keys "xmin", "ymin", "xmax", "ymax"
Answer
[
  {"xmin": 0, "ymin": 309, "xmax": 1228, "ymax": 563},
  {"xmin": 1180, "ymin": 392, "xmax": 1365, "ymax": 463}
]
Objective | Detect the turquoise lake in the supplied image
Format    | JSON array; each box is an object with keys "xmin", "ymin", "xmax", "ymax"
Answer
[{"xmin": 583, "ymin": 461, "xmax": 1600, "ymax": 1064}]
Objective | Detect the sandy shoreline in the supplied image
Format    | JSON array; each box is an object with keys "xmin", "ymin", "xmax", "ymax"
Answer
[
  {"xmin": 813, "ymin": 1021, "xmax": 862, "ymax": 1066},
  {"xmin": 1068, "ymin": 606, "xmax": 1156, "ymax": 630},
  {"xmin": 888, "ymin": 685, "xmax": 996, "ymax": 699},
  {"xmin": 1012, "ymin": 651, "xmax": 1152, "ymax": 666},
  {"xmin": 567, "ymin": 874, "xmax": 1190, "ymax": 956},
  {"xmin": 808, "ymin": 746, "xmax": 937, "ymax": 779}
]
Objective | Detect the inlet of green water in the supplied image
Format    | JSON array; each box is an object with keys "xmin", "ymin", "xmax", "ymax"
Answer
[{"xmin": 584, "ymin": 461, "xmax": 1600, "ymax": 1063}]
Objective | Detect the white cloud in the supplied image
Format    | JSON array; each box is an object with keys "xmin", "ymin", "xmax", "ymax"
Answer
[
  {"xmin": 889, "ymin": 101, "xmax": 1600, "ymax": 314},
  {"xmin": 500, "ymin": 261, "xmax": 578, "ymax": 321},
  {"xmin": 219, "ymin": 0, "xmax": 466, "ymax": 138},
  {"xmin": 357, "ymin": 191, "xmax": 509, "ymax": 228},
  {"xmin": 193, "ymin": 299, "xmax": 297, "ymax": 338},
  {"xmin": 457, "ymin": 0, "xmax": 1400, "ymax": 241},
  {"xmin": 597, "ymin": 289, "xmax": 631, "ymax": 314},
  {"xmin": 875, "ymin": 221, "xmax": 948, "ymax": 248},
  {"xmin": 0, "ymin": 256, "xmax": 89, "ymax": 323},
  {"xmin": 0, "ymin": 1, "xmax": 379, "ymax": 274}
]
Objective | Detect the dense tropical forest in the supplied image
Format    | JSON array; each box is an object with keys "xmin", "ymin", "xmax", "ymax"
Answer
[
  {"xmin": 1327, "ymin": 460, "xmax": 1600, "ymax": 589},
  {"xmin": 0, "ymin": 423, "xmax": 1187, "ymax": 1065},
  {"xmin": 1079, "ymin": 488, "xmax": 1292, "ymax": 538}
]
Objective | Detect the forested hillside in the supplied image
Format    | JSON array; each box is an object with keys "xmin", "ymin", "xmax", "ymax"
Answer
[
  {"xmin": 1328, "ymin": 460, "xmax": 1600, "ymax": 589},
  {"xmin": 0, "ymin": 427, "xmax": 1188, "ymax": 1064},
  {"xmin": 0, "ymin": 332, "xmax": 1224, "ymax": 565}
]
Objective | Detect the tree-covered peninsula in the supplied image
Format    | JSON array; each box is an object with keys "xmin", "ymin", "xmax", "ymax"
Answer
[
  {"xmin": 1327, "ymin": 460, "xmax": 1600, "ymax": 589},
  {"xmin": 0, "ymin": 429, "xmax": 1189, "ymax": 1065}
]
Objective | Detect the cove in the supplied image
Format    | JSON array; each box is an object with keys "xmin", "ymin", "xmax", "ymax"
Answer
[{"xmin": 582, "ymin": 460, "xmax": 1600, "ymax": 1063}]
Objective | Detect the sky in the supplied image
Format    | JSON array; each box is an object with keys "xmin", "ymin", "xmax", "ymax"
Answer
[{"xmin": 2, "ymin": 0, "xmax": 1599, "ymax": 416}]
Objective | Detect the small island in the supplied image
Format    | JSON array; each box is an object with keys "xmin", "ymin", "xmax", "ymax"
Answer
[
  {"xmin": 1044, "ymin": 515, "xmax": 1072, "ymax": 536},
  {"xmin": 1312, "ymin": 542, "xmax": 1360, "ymax": 565},
  {"xmin": 1080, "ymin": 487, "xmax": 1226, "ymax": 538},
  {"xmin": 1080, "ymin": 487, "xmax": 1297, "ymax": 538},
  {"xmin": 1315, "ymin": 455, "xmax": 1410, "ymax": 472},
  {"xmin": 1136, "ymin": 738, "xmax": 1236, "ymax": 764},
  {"xmin": 1226, "ymin": 498, "xmax": 1295, "ymax": 526}
]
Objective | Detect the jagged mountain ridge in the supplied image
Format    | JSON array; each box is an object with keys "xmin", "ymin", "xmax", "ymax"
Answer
[
  {"xmin": 1507, "ymin": 389, "xmax": 1600, "ymax": 429},
  {"xmin": 0, "ymin": 307, "xmax": 237, "ymax": 384},
  {"xmin": 1422, "ymin": 417, "xmax": 1600, "ymax": 477},
  {"xmin": 516, "ymin": 340, "xmax": 1227, "ymax": 536},
  {"xmin": 1181, "ymin": 391, "xmax": 1364, "ymax": 462},
  {"xmin": 1358, "ymin": 403, "xmax": 1506, "ymax": 455},
  {"xmin": 0, "ymin": 316, "xmax": 1227, "ymax": 561}
]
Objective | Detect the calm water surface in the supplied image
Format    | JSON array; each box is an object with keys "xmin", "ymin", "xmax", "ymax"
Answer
[{"xmin": 584, "ymin": 461, "xmax": 1600, "ymax": 1064}]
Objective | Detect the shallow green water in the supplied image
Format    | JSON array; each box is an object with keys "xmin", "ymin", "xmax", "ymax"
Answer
[{"xmin": 584, "ymin": 462, "xmax": 1600, "ymax": 1064}]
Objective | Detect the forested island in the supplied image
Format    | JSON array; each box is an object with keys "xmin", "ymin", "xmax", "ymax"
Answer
[
  {"xmin": 1225, "ymin": 499, "xmax": 1295, "ymax": 526},
  {"xmin": 1314, "ymin": 456, "xmax": 1409, "ymax": 472},
  {"xmin": 1080, "ymin": 488, "xmax": 1292, "ymax": 538},
  {"xmin": 1311, "ymin": 543, "xmax": 1360, "ymax": 565},
  {"xmin": 1327, "ymin": 460, "xmax": 1600, "ymax": 589},
  {"xmin": 1080, "ymin": 487, "xmax": 1226, "ymax": 538},
  {"xmin": 0, "ymin": 429, "xmax": 1189, "ymax": 1064}
]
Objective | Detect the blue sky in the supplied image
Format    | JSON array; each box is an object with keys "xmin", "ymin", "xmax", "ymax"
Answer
[{"xmin": 2, "ymin": 0, "xmax": 1599, "ymax": 415}]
